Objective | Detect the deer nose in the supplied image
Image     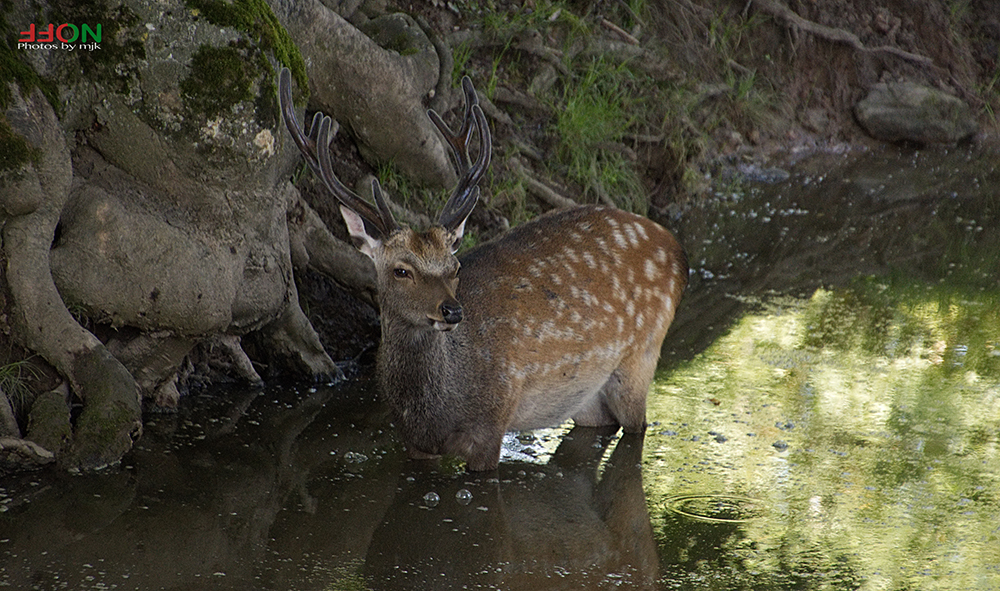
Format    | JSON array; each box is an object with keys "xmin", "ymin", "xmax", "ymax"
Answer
[{"xmin": 440, "ymin": 302, "xmax": 463, "ymax": 324}]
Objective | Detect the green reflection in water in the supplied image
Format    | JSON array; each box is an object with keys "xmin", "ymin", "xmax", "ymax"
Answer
[{"xmin": 646, "ymin": 278, "xmax": 1000, "ymax": 590}]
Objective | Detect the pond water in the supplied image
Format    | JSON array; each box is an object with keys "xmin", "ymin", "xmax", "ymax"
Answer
[{"xmin": 2, "ymin": 145, "xmax": 999, "ymax": 590}]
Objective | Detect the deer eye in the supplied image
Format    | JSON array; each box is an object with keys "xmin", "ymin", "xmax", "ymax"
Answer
[{"xmin": 393, "ymin": 267, "xmax": 411, "ymax": 280}]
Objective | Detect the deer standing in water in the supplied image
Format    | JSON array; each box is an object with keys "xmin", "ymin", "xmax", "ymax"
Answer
[{"xmin": 279, "ymin": 68, "xmax": 687, "ymax": 471}]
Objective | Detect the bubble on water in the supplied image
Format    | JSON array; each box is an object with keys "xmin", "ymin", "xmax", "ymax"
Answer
[
  {"xmin": 455, "ymin": 489, "xmax": 473, "ymax": 505},
  {"xmin": 343, "ymin": 451, "xmax": 368, "ymax": 463},
  {"xmin": 423, "ymin": 492, "xmax": 440, "ymax": 507}
]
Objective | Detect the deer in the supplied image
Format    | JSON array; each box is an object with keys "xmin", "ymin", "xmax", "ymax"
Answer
[{"xmin": 278, "ymin": 68, "xmax": 687, "ymax": 471}]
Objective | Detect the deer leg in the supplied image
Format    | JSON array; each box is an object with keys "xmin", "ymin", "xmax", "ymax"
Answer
[
  {"xmin": 447, "ymin": 426, "xmax": 505, "ymax": 472},
  {"xmin": 571, "ymin": 394, "xmax": 618, "ymax": 428},
  {"xmin": 596, "ymin": 346, "xmax": 660, "ymax": 433}
]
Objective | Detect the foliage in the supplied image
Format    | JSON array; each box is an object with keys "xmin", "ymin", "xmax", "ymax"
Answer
[
  {"xmin": 551, "ymin": 57, "xmax": 647, "ymax": 212},
  {"xmin": 0, "ymin": 359, "xmax": 42, "ymax": 408}
]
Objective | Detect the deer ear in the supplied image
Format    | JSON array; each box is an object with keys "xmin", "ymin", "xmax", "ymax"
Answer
[
  {"xmin": 340, "ymin": 205, "xmax": 381, "ymax": 259},
  {"xmin": 448, "ymin": 218, "xmax": 467, "ymax": 254}
]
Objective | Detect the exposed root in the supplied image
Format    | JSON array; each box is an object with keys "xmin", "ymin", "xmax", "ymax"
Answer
[
  {"xmin": 510, "ymin": 159, "xmax": 579, "ymax": 209},
  {"xmin": 600, "ymin": 17, "xmax": 640, "ymax": 45},
  {"xmin": 753, "ymin": 0, "xmax": 935, "ymax": 67},
  {"xmin": 0, "ymin": 436, "xmax": 55, "ymax": 471}
]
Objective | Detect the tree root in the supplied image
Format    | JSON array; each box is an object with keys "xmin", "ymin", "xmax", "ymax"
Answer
[
  {"xmin": 510, "ymin": 159, "xmax": 579, "ymax": 209},
  {"xmin": 753, "ymin": 0, "xmax": 935, "ymax": 67},
  {"xmin": 285, "ymin": 182, "xmax": 377, "ymax": 307},
  {"xmin": 0, "ymin": 436, "xmax": 55, "ymax": 471},
  {"xmin": 3, "ymin": 86, "xmax": 141, "ymax": 472}
]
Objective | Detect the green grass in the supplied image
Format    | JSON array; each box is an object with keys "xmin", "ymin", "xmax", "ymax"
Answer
[
  {"xmin": 551, "ymin": 57, "xmax": 648, "ymax": 212},
  {"xmin": 0, "ymin": 359, "xmax": 42, "ymax": 409}
]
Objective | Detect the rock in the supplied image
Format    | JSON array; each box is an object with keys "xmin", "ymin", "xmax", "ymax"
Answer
[{"xmin": 854, "ymin": 82, "xmax": 978, "ymax": 144}]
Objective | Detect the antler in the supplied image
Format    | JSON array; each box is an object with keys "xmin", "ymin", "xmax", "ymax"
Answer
[
  {"xmin": 428, "ymin": 76, "xmax": 492, "ymax": 232},
  {"xmin": 278, "ymin": 68, "xmax": 399, "ymax": 239}
]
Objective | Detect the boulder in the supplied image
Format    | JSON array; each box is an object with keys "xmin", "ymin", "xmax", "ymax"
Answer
[{"xmin": 854, "ymin": 82, "xmax": 978, "ymax": 144}]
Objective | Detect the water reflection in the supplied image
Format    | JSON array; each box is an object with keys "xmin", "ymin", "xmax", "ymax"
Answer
[
  {"xmin": 647, "ymin": 280, "xmax": 1000, "ymax": 590},
  {"xmin": 365, "ymin": 426, "xmax": 657, "ymax": 589},
  {"xmin": 2, "ymin": 145, "xmax": 999, "ymax": 589}
]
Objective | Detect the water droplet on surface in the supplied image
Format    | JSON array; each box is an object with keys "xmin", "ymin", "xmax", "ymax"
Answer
[
  {"xmin": 423, "ymin": 492, "xmax": 440, "ymax": 507},
  {"xmin": 455, "ymin": 489, "xmax": 473, "ymax": 505}
]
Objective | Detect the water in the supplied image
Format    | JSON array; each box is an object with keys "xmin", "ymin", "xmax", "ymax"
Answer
[{"xmin": 1, "ymin": 145, "xmax": 998, "ymax": 589}]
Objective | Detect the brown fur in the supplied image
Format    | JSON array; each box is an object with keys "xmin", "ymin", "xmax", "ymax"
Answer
[{"xmin": 372, "ymin": 205, "xmax": 687, "ymax": 471}]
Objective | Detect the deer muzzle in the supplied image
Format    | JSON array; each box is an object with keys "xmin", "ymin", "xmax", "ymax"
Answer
[{"xmin": 432, "ymin": 300, "xmax": 463, "ymax": 331}]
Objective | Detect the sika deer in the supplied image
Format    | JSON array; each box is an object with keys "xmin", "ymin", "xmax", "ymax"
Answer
[{"xmin": 278, "ymin": 68, "xmax": 687, "ymax": 471}]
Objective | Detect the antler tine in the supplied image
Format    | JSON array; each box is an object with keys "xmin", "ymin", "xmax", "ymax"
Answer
[
  {"xmin": 278, "ymin": 68, "xmax": 398, "ymax": 238},
  {"xmin": 432, "ymin": 76, "xmax": 493, "ymax": 231},
  {"xmin": 427, "ymin": 76, "xmax": 479, "ymax": 173}
]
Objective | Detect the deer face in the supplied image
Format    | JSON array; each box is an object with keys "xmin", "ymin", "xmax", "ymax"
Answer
[
  {"xmin": 343, "ymin": 206, "xmax": 465, "ymax": 332},
  {"xmin": 380, "ymin": 227, "xmax": 463, "ymax": 332}
]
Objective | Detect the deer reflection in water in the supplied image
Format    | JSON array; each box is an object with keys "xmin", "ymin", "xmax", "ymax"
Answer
[{"xmin": 366, "ymin": 426, "xmax": 659, "ymax": 589}]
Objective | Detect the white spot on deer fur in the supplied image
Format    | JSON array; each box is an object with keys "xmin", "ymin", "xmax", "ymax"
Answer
[
  {"xmin": 596, "ymin": 237, "xmax": 611, "ymax": 257},
  {"xmin": 528, "ymin": 265, "xmax": 542, "ymax": 278},
  {"xmin": 570, "ymin": 231, "xmax": 584, "ymax": 243},
  {"xmin": 563, "ymin": 247, "xmax": 579, "ymax": 263},
  {"xmin": 617, "ymin": 316, "xmax": 625, "ymax": 333},
  {"xmin": 636, "ymin": 312, "xmax": 645, "ymax": 329},
  {"xmin": 603, "ymin": 302, "xmax": 615, "ymax": 314},
  {"xmin": 612, "ymin": 230, "xmax": 628, "ymax": 249},
  {"xmin": 607, "ymin": 217, "xmax": 619, "ymax": 228},
  {"xmin": 624, "ymin": 224, "xmax": 639, "ymax": 247},
  {"xmin": 654, "ymin": 248, "xmax": 668, "ymax": 264},
  {"xmin": 626, "ymin": 300, "xmax": 635, "ymax": 317},
  {"xmin": 634, "ymin": 223, "xmax": 649, "ymax": 241},
  {"xmin": 644, "ymin": 259, "xmax": 658, "ymax": 281},
  {"xmin": 550, "ymin": 273, "xmax": 563, "ymax": 286},
  {"xmin": 582, "ymin": 252, "xmax": 597, "ymax": 269}
]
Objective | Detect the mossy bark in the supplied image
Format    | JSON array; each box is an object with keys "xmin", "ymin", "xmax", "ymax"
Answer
[{"xmin": 63, "ymin": 347, "xmax": 142, "ymax": 471}]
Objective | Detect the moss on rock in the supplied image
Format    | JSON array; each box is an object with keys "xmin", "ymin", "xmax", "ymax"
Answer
[
  {"xmin": 0, "ymin": 117, "xmax": 41, "ymax": 177},
  {"xmin": 26, "ymin": 389, "xmax": 72, "ymax": 456},
  {"xmin": 62, "ymin": 347, "xmax": 140, "ymax": 471},
  {"xmin": 180, "ymin": 44, "xmax": 255, "ymax": 119},
  {"xmin": 47, "ymin": 0, "xmax": 146, "ymax": 95},
  {"xmin": 0, "ymin": 11, "xmax": 60, "ymax": 114},
  {"xmin": 185, "ymin": 0, "xmax": 308, "ymax": 97}
]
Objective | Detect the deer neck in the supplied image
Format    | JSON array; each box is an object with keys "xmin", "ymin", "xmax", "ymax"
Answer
[{"xmin": 377, "ymin": 312, "xmax": 463, "ymax": 388}]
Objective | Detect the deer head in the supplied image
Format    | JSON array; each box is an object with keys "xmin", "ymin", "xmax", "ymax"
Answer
[{"xmin": 278, "ymin": 68, "xmax": 491, "ymax": 332}]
